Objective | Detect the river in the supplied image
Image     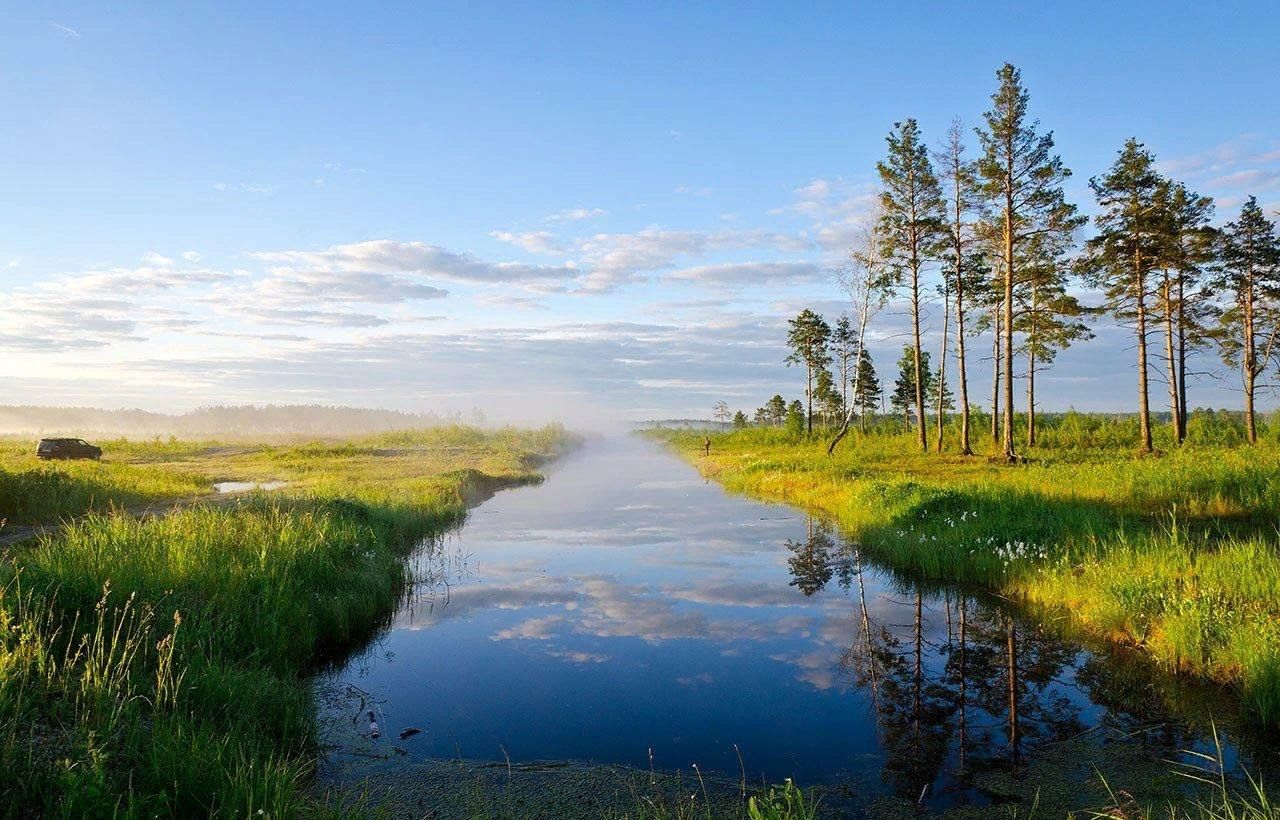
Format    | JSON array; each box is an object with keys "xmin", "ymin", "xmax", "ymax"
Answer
[{"xmin": 317, "ymin": 435, "xmax": 1268, "ymax": 815}]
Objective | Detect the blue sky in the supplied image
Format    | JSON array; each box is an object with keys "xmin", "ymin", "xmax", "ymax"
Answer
[{"xmin": 3, "ymin": 2, "xmax": 1279, "ymax": 424}]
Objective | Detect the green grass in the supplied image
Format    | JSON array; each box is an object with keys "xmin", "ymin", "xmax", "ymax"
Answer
[
  {"xmin": 648, "ymin": 413, "xmax": 1280, "ymax": 731},
  {"xmin": 0, "ymin": 425, "xmax": 574, "ymax": 817},
  {"xmin": 0, "ymin": 425, "xmax": 568, "ymax": 531}
]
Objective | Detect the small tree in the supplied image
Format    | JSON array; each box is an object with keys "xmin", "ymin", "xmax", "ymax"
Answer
[
  {"xmin": 712, "ymin": 400, "xmax": 731, "ymax": 425},
  {"xmin": 831, "ymin": 315, "xmax": 857, "ymax": 413},
  {"xmin": 765, "ymin": 394, "xmax": 787, "ymax": 426},
  {"xmin": 731, "ymin": 410, "xmax": 749, "ymax": 428},
  {"xmin": 785, "ymin": 309, "xmax": 832, "ymax": 434},
  {"xmin": 785, "ymin": 399, "xmax": 806, "ymax": 437},
  {"xmin": 852, "ymin": 348, "xmax": 883, "ymax": 432},
  {"xmin": 814, "ymin": 368, "xmax": 843, "ymax": 428}
]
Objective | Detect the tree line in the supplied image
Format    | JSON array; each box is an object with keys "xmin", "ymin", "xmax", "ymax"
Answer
[{"xmin": 727, "ymin": 64, "xmax": 1280, "ymax": 460}]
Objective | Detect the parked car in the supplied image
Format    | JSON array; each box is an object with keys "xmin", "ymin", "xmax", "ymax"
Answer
[{"xmin": 36, "ymin": 437, "xmax": 102, "ymax": 461}]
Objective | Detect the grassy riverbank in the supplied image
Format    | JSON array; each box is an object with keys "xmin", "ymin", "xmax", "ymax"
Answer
[
  {"xmin": 0, "ymin": 425, "xmax": 573, "ymax": 817},
  {"xmin": 648, "ymin": 422, "xmax": 1280, "ymax": 735}
]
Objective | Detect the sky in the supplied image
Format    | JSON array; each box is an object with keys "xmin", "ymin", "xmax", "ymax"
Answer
[{"xmin": 3, "ymin": 2, "xmax": 1280, "ymax": 426}]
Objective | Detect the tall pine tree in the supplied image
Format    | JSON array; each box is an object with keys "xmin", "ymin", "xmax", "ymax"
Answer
[
  {"xmin": 1155, "ymin": 181, "xmax": 1215, "ymax": 444},
  {"xmin": 878, "ymin": 119, "xmax": 946, "ymax": 452},
  {"xmin": 976, "ymin": 64, "xmax": 1081, "ymax": 462},
  {"xmin": 1214, "ymin": 197, "xmax": 1280, "ymax": 444},
  {"xmin": 936, "ymin": 118, "xmax": 981, "ymax": 455},
  {"xmin": 1082, "ymin": 139, "xmax": 1166, "ymax": 453}
]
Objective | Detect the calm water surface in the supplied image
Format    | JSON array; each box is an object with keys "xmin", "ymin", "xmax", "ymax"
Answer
[{"xmin": 319, "ymin": 436, "xmax": 1263, "ymax": 809}]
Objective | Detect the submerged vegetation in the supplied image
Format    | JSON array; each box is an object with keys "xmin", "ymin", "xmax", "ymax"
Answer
[{"xmin": 0, "ymin": 425, "xmax": 572, "ymax": 817}]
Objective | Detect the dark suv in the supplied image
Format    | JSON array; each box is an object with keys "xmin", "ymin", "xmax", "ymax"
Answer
[{"xmin": 36, "ymin": 438, "xmax": 103, "ymax": 461}]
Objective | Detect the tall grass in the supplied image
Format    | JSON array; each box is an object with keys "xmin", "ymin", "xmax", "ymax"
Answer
[{"xmin": 0, "ymin": 425, "xmax": 573, "ymax": 817}]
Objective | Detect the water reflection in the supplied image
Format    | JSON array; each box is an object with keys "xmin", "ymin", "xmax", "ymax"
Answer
[{"xmin": 317, "ymin": 437, "xmax": 1267, "ymax": 812}]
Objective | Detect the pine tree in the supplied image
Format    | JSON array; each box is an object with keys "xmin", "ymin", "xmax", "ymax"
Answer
[
  {"xmin": 1017, "ymin": 233, "xmax": 1091, "ymax": 446},
  {"xmin": 731, "ymin": 410, "xmax": 749, "ymax": 428},
  {"xmin": 831, "ymin": 315, "xmax": 857, "ymax": 415},
  {"xmin": 813, "ymin": 368, "xmax": 842, "ymax": 428},
  {"xmin": 1155, "ymin": 181, "xmax": 1215, "ymax": 444},
  {"xmin": 1213, "ymin": 197, "xmax": 1280, "ymax": 444},
  {"xmin": 765, "ymin": 394, "xmax": 787, "ymax": 426},
  {"xmin": 936, "ymin": 119, "xmax": 982, "ymax": 455},
  {"xmin": 976, "ymin": 64, "xmax": 1082, "ymax": 462},
  {"xmin": 878, "ymin": 118, "xmax": 946, "ymax": 452},
  {"xmin": 785, "ymin": 399, "xmax": 806, "ymax": 436},
  {"xmin": 853, "ymin": 348, "xmax": 882, "ymax": 431},
  {"xmin": 891, "ymin": 345, "xmax": 946, "ymax": 429},
  {"xmin": 785, "ymin": 309, "xmax": 832, "ymax": 434},
  {"xmin": 1082, "ymin": 139, "xmax": 1166, "ymax": 453},
  {"xmin": 891, "ymin": 346, "xmax": 917, "ymax": 428}
]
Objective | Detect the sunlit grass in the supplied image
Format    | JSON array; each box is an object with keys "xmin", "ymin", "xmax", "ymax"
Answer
[{"xmin": 0, "ymin": 424, "xmax": 574, "ymax": 816}]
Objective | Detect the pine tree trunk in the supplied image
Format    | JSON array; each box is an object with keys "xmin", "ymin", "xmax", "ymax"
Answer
[
  {"xmin": 991, "ymin": 303, "xmax": 1001, "ymax": 443},
  {"xmin": 936, "ymin": 292, "xmax": 949, "ymax": 453},
  {"xmin": 806, "ymin": 362, "xmax": 814, "ymax": 435},
  {"xmin": 1162, "ymin": 272, "xmax": 1182, "ymax": 444},
  {"xmin": 1177, "ymin": 277, "xmax": 1189, "ymax": 441},
  {"xmin": 956, "ymin": 286, "xmax": 973, "ymax": 455},
  {"xmin": 1026, "ymin": 281, "xmax": 1037, "ymax": 448},
  {"xmin": 1002, "ymin": 191, "xmax": 1017, "ymax": 462},
  {"xmin": 1244, "ymin": 286, "xmax": 1257, "ymax": 444},
  {"xmin": 1026, "ymin": 348, "xmax": 1036, "ymax": 447},
  {"xmin": 911, "ymin": 265, "xmax": 928, "ymax": 452},
  {"xmin": 1134, "ymin": 248, "xmax": 1153, "ymax": 453}
]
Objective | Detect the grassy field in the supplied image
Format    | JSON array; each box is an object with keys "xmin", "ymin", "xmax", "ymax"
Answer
[
  {"xmin": 0, "ymin": 425, "xmax": 574, "ymax": 817},
  {"xmin": 648, "ymin": 413, "xmax": 1280, "ymax": 737}
]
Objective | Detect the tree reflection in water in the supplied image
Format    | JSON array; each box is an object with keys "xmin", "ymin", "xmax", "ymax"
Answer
[{"xmin": 792, "ymin": 519, "xmax": 1111, "ymax": 805}]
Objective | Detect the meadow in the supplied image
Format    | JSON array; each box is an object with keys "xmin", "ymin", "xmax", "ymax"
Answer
[
  {"xmin": 0, "ymin": 425, "xmax": 574, "ymax": 817},
  {"xmin": 650, "ymin": 411, "xmax": 1280, "ymax": 735}
]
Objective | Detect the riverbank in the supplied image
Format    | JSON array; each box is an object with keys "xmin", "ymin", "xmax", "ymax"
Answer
[
  {"xmin": 0, "ymin": 425, "xmax": 574, "ymax": 816},
  {"xmin": 648, "ymin": 427, "xmax": 1280, "ymax": 735}
]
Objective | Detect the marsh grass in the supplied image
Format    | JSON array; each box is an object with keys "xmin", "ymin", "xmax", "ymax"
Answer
[
  {"xmin": 649, "ymin": 420, "xmax": 1280, "ymax": 730},
  {"xmin": 0, "ymin": 425, "xmax": 572, "ymax": 817}
]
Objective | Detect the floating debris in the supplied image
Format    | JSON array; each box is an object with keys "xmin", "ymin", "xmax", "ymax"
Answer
[
  {"xmin": 368, "ymin": 710, "xmax": 381, "ymax": 739},
  {"xmin": 398, "ymin": 727, "xmax": 423, "ymax": 740}
]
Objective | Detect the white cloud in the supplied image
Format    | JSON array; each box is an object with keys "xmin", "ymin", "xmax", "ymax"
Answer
[
  {"xmin": 666, "ymin": 261, "xmax": 823, "ymax": 288},
  {"xmin": 50, "ymin": 22, "xmax": 81, "ymax": 39},
  {"xmin": 573, "ymin": 228, "xmax": 814, "ymax": 291},
  {"xmin": 488, "ymin": 230, "xmax": 563, "ymax": 255},
  {"xmin": 252, "ymin": 239, "xmax": 580, "ymax": 285}
]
